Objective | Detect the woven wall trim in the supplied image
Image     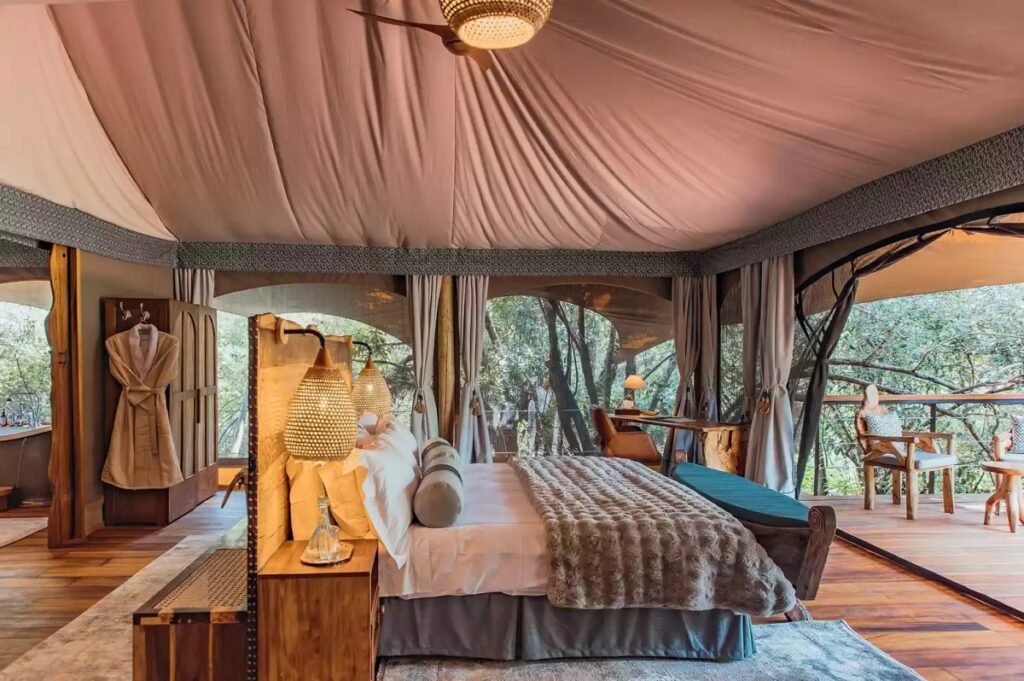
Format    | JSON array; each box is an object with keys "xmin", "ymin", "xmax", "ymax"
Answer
[
  {"xmin": 176, "ymin": 242, "xmax": 702, "ymax": 277},
  {"xmin": 0, "ymin": 235, "xmax": 49, "ymax": 268},
  {"xmin": 3, "ymin": 122, "xmax": 1024, "ymax": 276},
  {"xmin": 0, "ymin": 185, "xmax": 178, "ymax": 267}
]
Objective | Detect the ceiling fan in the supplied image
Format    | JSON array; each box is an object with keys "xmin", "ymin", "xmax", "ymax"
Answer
[
  {"xmin": 349, "ymin": 1, "xmax": 554, "ymax": 73},
  {"xmin": 349, "ymin": 9, "xmax": 494, "ymax": 72}
]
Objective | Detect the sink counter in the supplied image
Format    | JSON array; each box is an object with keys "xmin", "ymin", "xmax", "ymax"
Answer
[
  {"xmin": 0, "ymin": 425, "xmax": 52, "ymax": 506},
  {"xmin": 0, "ymin": 425, "xmax": 52, "ymax": 442}
]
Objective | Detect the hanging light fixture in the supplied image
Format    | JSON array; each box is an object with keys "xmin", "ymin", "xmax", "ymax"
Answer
[
  {"xmin": 439, "ymin": 0, "xmax": 554, "ymax": 50},
  {"xmin": 352, "ymin": 341, "xmax": 393, "ymax": 420},
  {"xmin": 283, "ymin": 328, "xmax": 357, "ymax": 461}
]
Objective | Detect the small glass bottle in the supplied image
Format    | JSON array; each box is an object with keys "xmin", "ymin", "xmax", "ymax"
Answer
[{"xmin": 301, "ymin": 496, "xmax": 345, "ymax": 565}]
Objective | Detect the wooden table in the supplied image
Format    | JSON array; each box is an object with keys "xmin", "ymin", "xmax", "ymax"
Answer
[
  {"xmin": 983, "ymin": 461, "xmax": 1024, "ymax": 533},
  {"xmin": 609, "ymin": 413, "xmax": 748, "ymax": 475}
]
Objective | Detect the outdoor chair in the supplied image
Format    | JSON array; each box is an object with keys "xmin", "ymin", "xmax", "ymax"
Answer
[
  {"xmin": 855, "ymin": 384, "xmax": 956, "ymax": 520},
  {"xmin": 989, "ymin": 424, "xmax": 1024, "ymax": 516},
  {"xmin": 592, "ymin": 408, "xmax": 661, "ymax": 469}
]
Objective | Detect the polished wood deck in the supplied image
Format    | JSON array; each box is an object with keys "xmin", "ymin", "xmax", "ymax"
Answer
[
  {"xmin": 808, "ymin": 494, "xmax": 1024, "ymax": 622},
  {"xmin": 1, "ymin": 492, "xmax": 1023, "ymax": 678},
  {"xmin": 0, "ymin": 492, "xmax": 243, "ymax": 671}
]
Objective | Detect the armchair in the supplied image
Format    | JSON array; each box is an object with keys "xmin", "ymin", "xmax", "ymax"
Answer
[
  {"xmin": 592, "ymin": 408, "xmax": 661, "ymax": 470},
  {"xmin": 855, "ymin": 385, "xmax": 955, "ymax": 520}
]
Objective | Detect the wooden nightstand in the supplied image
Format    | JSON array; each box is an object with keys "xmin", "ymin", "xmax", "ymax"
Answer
[{"xmin": 257, "ymin": 539, "xmax": 379, "ymax": 681}]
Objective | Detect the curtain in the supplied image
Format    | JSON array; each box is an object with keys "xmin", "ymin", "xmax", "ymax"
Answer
[
  {"xmin": 408, "ymin": 275, "xmax": 442, "ymax": 445},
  {"xmin": 173, "ymin": 268, "xmax": 214, "ymax": 306},
  {"xmin": 740, "ymin": 263, "xmax": 761, "ymax": 420},
  {"xmin": 744, "ymin": 255, "xmax": 796, "ymax": 494},
  {"xmin": 454, "ymin": 275, "xmax": 492, "ymax": 463},
  {"xmin": 697, "ymin": 275, "xmax": 718, "ymax": 424},
  {"xmin": 664, "ymin": 277, "xmax": 700, "ymax": 474}
]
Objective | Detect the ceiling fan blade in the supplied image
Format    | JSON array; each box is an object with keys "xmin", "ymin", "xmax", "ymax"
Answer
[
  {"xmin": 347, "ymin": 9, "xmax": 453, "ymax": 40},
  {"xmin": 464, "ymin": 48, "xmax": 494, "ymax": 74}
]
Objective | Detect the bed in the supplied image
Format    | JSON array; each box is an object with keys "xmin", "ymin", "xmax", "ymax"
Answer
[
  {"xmin": 375, "ymin": 463, "xmax": 801, "ymax": 661},
  {"xmin": 246, "ymin": 315, "xmax": 833, "ymax": 666}
]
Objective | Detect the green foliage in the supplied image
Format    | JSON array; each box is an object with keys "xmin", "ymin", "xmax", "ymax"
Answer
[
  {"xmin": 804, "ymin": 283, "xmax": 1024, "ymax": 496},
  {"xmin": 482, "ymin": 296, "xmax": 678, "ymax": 456},
  {"xmin": 0, "ymin": 302, "xmax": 51, "ymax": 422}
]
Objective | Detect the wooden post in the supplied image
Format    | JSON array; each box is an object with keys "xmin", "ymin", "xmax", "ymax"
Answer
[
  {"xmin": 47, "ymin": 245, "xmax": 84, "ymax": 547},
  {"xmin": 436, "ymin": 275, "xmax": 457, "ymax": 442}
]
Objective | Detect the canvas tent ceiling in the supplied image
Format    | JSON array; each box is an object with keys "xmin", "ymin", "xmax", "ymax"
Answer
[
  {"xmin": 3, "ymin": 0, "xmax": 1024, "ymax": 271},
  {"xmin": 857, "ymin": 220, "xmax": 1024, "ymax": 303}
]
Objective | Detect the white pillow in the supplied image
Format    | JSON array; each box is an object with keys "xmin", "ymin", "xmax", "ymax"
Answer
[
  {"xmin": 370, "ymin": 417, "xmax": 419, "ymax": 464},
  {"xmin": 359, "ymin": 436, "xmax": 420, "ymax": 568},
  {"xmin": 355, "ymin": 412, "xmax": 379, "ymax": 449}
]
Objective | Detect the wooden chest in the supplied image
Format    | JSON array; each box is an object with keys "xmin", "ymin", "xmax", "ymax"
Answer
[{"xmin": 133, "ymin": 548, "xmax": 247, "ymax": 681}]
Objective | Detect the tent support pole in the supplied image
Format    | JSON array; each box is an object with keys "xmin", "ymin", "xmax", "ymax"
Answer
[{"xmin": 436, "ymin": 275, "xmax": 457, "ymax": 442}]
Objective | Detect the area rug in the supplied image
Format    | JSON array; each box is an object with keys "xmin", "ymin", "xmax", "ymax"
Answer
[
  {"xmin": 0, "ymin": 516, "xmax": 47, "ymax": 548},
  {"xmin": 1, "ymin": 528, "xmax": 235, "ymax": 681},
  {"xmin": 377, "ymin": 621, "xmax": 923, "ymax": 681}
]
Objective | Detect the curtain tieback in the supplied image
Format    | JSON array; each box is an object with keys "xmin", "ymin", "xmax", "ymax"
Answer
[
  {"xmin": 756, "ymin": 385, "xmax": 786, "ymax": 415},
  {"xmin": 471, "ymin": 393, "xmax": 482, "ymax": 416},
  {"xmin": 414, "ymin": 392, "xmax": 426, "ymax": 414}
]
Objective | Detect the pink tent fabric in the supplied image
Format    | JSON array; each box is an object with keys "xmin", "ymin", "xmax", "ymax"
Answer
[{"xmin": 3, "ymin": 1, "xmax": 1024, "ymax": 251}]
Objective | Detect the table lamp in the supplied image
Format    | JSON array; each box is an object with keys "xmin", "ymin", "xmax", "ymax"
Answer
[{"xmin": 622, "ymin": 374, "xmax": 646, "ymax": 409}]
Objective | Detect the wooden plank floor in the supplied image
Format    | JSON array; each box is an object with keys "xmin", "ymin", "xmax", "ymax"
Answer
[
  {"xmin": 808, "ymin": 494, "xmax": 1024, "ymax": 621},
  {"xmin": 799, "ymin": 540, "xmax": 1024, "ymax": 680},
  {"xmin": 2, "ymin": 492, "xmax": 1023, "ymax": 678},
  {"xmin": 0, "ymin": 492, "xmax": 244, "ymax": 671}
]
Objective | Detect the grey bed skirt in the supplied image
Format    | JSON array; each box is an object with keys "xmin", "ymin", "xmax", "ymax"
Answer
[{"xmin": 378, "ymin": 594, "xmax": 755, "ymax": 662}]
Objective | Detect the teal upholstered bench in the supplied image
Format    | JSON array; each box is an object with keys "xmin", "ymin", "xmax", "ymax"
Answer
[
  {"xmin": 672, "ymin": 462, "xmax": 810, "ymax": 528},
  {"xmin": 672, "ymin": 463, "xmax": 837, "ymax": 606}
]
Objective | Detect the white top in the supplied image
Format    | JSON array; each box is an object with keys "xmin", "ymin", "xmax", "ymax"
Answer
[{"xmin": 379, "ymin": 463, "xmax": 549, "ymax": 599}]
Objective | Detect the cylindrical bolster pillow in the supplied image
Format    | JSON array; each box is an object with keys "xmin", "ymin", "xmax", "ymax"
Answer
[{"xmin": 414, "ymin": 438, "xmax": 464, "ymax": 528}]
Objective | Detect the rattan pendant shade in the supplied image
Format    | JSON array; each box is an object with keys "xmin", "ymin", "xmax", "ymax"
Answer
[
  {"xmin": 352, "ymin": 356, "xmax": 393, "ymax": 420},
  {"xmin": 284, "ymin": 347, "xmax": 357, "ymax": 461},
  {"xmin": 440, "ymin": 0, "xmax": 553, "ymax": 50}
]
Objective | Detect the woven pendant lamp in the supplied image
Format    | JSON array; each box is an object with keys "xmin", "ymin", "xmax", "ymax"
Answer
[
  {"xmin": 352, "ymin": 343, "xmax": 393, "ymax": 420},
  {"xmin": 440, "ymin": 0, "xmax": 553, "ymax": 50},
  {"xmin": 284, "ymin": 335, "xmax": 357, "ymax": 461}
]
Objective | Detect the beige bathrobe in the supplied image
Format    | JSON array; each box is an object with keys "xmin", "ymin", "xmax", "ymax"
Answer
[{"xmin": 101, "ymin": 324, "xmax": 183, "ymax": 490}]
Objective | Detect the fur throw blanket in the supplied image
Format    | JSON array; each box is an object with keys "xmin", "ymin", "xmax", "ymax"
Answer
[{"xmin": 510, "ymin": 456, "xmax": 796, "ymax": 616}]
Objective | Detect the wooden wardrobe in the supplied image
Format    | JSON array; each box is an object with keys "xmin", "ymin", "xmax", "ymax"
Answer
[{"xmin": 102, "ymin": 298, "xmax": 219, "ymax": 525}]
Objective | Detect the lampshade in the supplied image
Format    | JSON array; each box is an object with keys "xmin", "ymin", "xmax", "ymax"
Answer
[
  {"xmin": 352, "ymin": 355, "xmax": 393, "ymax": 420},
  {"xmin": 284, "ymin": 347, "xmax": 357, "ymax": 460},
  {"xmin": 623, "ymin": 374, "xmax": 647, "ymax": 391},
  {"xmin": 440, "ymin": 0, "xmax": 554, "ymax": 50}
]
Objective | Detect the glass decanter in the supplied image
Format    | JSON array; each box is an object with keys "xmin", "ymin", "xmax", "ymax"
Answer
[{"xmin": 301, "ymin": 496, "xmax": 345, "ymax": 565}]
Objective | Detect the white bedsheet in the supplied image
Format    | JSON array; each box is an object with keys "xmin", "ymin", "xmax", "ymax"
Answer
[{"xmin": 379, "ymin": 463, "xmax": 549, "ymax": 599}]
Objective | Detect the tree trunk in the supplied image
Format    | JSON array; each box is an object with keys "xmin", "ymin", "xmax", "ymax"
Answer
[
  {"xmin": 598, "ymin": 326, "xmax": 618, "ymax": 406},
  {"xmin": 576, "ymin": 305, "xmax": 600, "ymax": 405},
  {"xmin": 540, "ymin": 299, "xmax": 593, "ymax": 454}
]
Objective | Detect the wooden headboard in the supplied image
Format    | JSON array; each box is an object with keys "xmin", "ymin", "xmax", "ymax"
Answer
[
  {"xmin": 245, "ymin": 313, "xmax": 352, "ymax": 680},
  {"xmin": 246, "ymin": 313, "xmax": 353, "ymax": 571}
]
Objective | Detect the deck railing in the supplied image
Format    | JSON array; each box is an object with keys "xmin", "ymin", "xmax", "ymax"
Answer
[{"xmin": 807, "ymin": 393, "xmax": 1024, "ymax": 497}]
